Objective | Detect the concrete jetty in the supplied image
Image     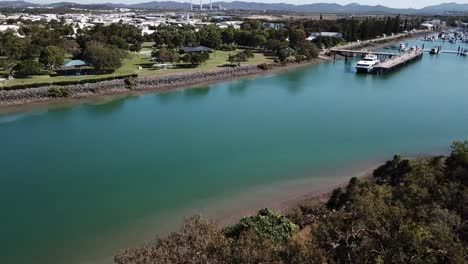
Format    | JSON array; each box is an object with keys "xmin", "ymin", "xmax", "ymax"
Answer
[{"xmin": 374, "ymin": 50, "xmax": 424, "ymax": 73}]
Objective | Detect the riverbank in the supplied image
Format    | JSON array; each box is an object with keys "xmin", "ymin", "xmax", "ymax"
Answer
[
  {"xmin": 213, "ymin": 162, "xmax": 380, "ymax": 227},
  {"xmin": 0, "ymin": 32, "xmax": 430, "ymax": 113},
  {"xmin": 0, "ymin": 60, "xmax": 322, "ymax": 113},
  {"xmin": 2, "ymin": 33, "xmax": 466, "ymax": 264},
  {"xmin": 214, "ymin": 153, "xmax": 440, "ymax": 228},
  {"xmin": 114, "ymin": 148, "xmax": 467, "ymax": 264}
]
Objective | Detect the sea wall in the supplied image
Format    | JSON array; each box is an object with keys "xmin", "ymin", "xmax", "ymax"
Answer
[
  {"xmin": 0, "ymin": 65, "xmax": 265, "ymax": 106},
  {"xmin": 136, "ymin": 65, "xmax": 263, "ymax": 90}
]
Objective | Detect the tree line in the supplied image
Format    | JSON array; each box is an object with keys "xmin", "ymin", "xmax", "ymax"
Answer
[
  {"xmin": 0, "ymin": 21, "xmax": 145, "ymax": 77},
  {"xmin": 1, "ymin": 16, "xmax": 422, "ymax": 78}
]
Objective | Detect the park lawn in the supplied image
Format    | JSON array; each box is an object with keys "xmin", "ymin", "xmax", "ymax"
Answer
[
  {"xmin": 2, "ymin": 49, "xmax": 273, "ymax": 87},
  {"xmin": 140, "ymin": 42, "xmax": 154, "ymax": 51}
]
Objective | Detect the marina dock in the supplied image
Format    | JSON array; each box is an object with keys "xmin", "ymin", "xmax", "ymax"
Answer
[
  {"xmin": 374, "ymin": 50, "xmax": 424, "ymax": 73},
  {"xmin": 329, "ymin": 49, "xmax": 399, "ymax": 57},
  {"xmin": 423, "ymin": 49, "xmax": 467, "ymax": 55},
  {"xmin": 330, "ymin": 48, "xmax": 424, "ymax": 74}
]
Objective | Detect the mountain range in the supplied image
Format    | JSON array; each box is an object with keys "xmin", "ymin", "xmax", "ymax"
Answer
[{"xmin": 1, "ymin": 0, "xmax": 468, "ymax": 14}]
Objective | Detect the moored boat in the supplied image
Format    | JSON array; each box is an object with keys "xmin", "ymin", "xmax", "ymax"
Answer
[
  {"xmin": 356, "ymin": 54, "xmax": 380, "ymax": 74},
  {"xmin": 429, "ymin": 46, "xmax": 441, "ymax": 55},
  {"xmin": 399, "ymin": 43, "xmax": 407, "ymax": 52}
]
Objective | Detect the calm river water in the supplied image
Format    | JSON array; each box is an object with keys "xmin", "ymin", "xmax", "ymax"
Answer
[{"xmin": 1, "ymin": 39, "xmax": 468, "ymax": 264}]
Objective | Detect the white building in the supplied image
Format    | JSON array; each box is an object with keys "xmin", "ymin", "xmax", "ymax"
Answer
[
  {"xmin": 307, "ymin": 32, "xmax": 343, "ymax": 41},
  {"xmin": 420, "ymin": 23, "xmax": 435, "ymax": 30}
]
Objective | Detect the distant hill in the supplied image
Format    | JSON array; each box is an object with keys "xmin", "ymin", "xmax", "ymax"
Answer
[
  {"xmin": 419, "ymin": 2, "xmax": 468, "ymax": 13},
  {"xmin": 130, "ymin": 1, "xmax": 190, "ymax": 9},
  {"xmin": 1, "ymin": 0, "xmax": 467, "ymax": 14},
  {"xmin": 0, "ymin": 1, "xmax": 38, "ymax": 7}
]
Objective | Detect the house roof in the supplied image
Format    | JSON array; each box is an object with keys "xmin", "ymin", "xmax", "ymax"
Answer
[
  {"xmin": 63, "ymin": 60, "xmax": 88, "ymax": 67},
  {"xmin": 180, "ymin": 46, "xmax": 213, "ymax": 53}
]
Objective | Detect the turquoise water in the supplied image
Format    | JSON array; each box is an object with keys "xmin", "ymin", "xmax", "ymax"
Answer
[{"xmin": 1, "ymin": 39, "xmax": 468, "ymax": 264}]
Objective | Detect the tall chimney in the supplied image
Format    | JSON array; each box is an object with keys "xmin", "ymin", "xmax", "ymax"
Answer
[
  {"xmin": 200, "ymin": 0, "xmax": 203, "ymax": 10},
  {"xmin": 210, "ymin": 0, "xmax": 212, "ymax": 10},
  {"xmin": 190, "ymin": 0, "xmax": 193, "ymax": 11}
]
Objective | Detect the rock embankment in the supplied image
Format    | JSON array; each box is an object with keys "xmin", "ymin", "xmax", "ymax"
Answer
[
  {"xmin": 0, "ymin": 65, "xmax": 265, "ymax": 106},
  {"xmin": 136, "ymin": 65, "xmax": 263, "ymax": 90}
]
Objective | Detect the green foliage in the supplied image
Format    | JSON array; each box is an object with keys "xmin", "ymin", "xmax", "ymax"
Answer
[
  {"xmin": 152, "ymin": 24, "xmax": 197, "ymax": 48},
  {"xmin": 129, "ymin": 42, "xmax": 141, "ymax": 52},
  {"xmin": 76, "ymin": 23, "xmax": 143, "ymax": 51},
  {"xmin": 197, "ymin": 25, "xmax": 222, "ymax": 49},
  {"xmin": 47, "ymin": 87, "xmax": 71, "ymax": 98},
  {"xmin": 288, "ymin": 28, "xmax": 307, "ymax": 49},
  {"xmin": 109, "ymin": 36, "xmax": 129, "ymax": 50},
  {"xmin": 312, "ymin": 36, "xmax": 343, "ymax": 49},
  {"xmin": 13, "ymin": 60, "xmax": 43, "ymax": 76},
  {"xmin": 39, "ymin": 46, "xmax": 65, "ymax": 70},
  {"xmin": 277, "ymin": 47, "xmax": 293, "ymax": 63},
  {"xmin": 82, "ymin": 45, "xmax": 124, "ymax": 72},
  {"xmin": 224, "ymin": 208, "xmax": 298, "ymax": 243},
  {"xmin": 257, "ymin": 63, "xmax": 273, "ymax": 70},
  {"xmin": 221, "ymin": 27, "xmax": 236, "ymax": 45},
  {"xmin": 234, "ymin": 29, "xmax": 268, "ymax": 47},
  {"xmin": 151, "ymin": 47, "xmax": 179, "ymax": 63},
  {"xmin": 124, "ymin": 76, "xmax": 136, "ymax": 89},
  {"xmin": 227, "ymin": 50, "xmax": 254, "ymax": 66},
  {"xmin": 373, "ymin": 154, "xmax": 412, "ymax": 185},
  {"xmin": 219, "ymin": 44, "xmax": 236, "ymax": 51},
  {"xmin": 182, "ymin": 52, "xmax": 209, "ymax": 66},
  {"xmin": 0, "ymin": 31, "xmax": 27, "ymax": 76},
  {"xmin": 296, "ymin": 41, "xmax": 319, "ymax": 60}
]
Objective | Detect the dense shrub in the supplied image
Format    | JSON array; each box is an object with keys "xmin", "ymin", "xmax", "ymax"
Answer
[
  {"xmin": 257, "ymin": 63, "xmax": 272, "ymax": 70},
  {"xmin": 114, "ymin": 216, "xmax": 229, "ymax": 264},
  {"xmin": 219, "ymin": 44, "xmax": 236, "ymax": 51},
  {"xmin": 124, "ymin": 76, "xmax": 136, "ymax": 88},
  {"xmin": 82, "ymin": 45, "xmax": 125, "ymax": 72},
  {"xmin": 312, "ymin": 36, "xmax": 343, "ymax": 49},
  {"xmin": 151, "ymin": 47, "xmax": 179, "ymax": 63},
  {"xmin": 224, "ymin": 208, "xmax": 298, "ymax": 243},
  {"xmin": 13, "ymin": 60, "xmax": 43, "ymax": 77},
  {"xmin": 182, "ymin": 52, "xmax": 210, "ymax": 66}
]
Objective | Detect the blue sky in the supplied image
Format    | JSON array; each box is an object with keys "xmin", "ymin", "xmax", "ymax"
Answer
[{"xmin": 28, "ymin": 0, "xmax": 468, "ymax": 9}]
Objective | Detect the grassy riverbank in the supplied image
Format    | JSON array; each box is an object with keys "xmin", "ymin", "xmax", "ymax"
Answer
[
  {"xmin": 2, "ymin": 30, "xmax": 430, "ymax": 89},
  {"xmin": 0, "ymin": 32, "xmax": 428, "ymax": 113},
  {"xmin": 115, "ymin": 141, "xmax": 468, "ymax": 264},
  {"xmin": 3, "ymin": 49, "xmax": 273, "ymax": 87}
]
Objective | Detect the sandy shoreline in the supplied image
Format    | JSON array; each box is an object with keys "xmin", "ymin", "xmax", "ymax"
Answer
[{"xmin": 212, "ymin": 160, "xmax": 381, "ymax": 227}]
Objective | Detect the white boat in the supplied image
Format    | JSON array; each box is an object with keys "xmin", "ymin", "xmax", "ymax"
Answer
[
  {"xmin": 399, "ymin": 43, "xmax": 407, "ymax": 51},
  {"xmin": 356, "ymin": 54, "xmax": 380, "ymax": 74},
  {"xmin": 429, "ymin": 47, "xmax": 440, "ymax": 55}
]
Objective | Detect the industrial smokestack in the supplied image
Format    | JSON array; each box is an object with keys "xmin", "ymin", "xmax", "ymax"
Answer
[
  {"xmin": 200, "ymin": 0, "xmax": 203, "ymax": 10},
  {"xmin": 190, "ymin": 0, "xmax": 193, "ymax": 11},
  {"xmin": 210, "ymin": 0, "xmax": 212, "ymax": 10}
]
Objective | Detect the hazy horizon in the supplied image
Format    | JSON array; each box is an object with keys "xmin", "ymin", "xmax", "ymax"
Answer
[{"xmin": 21, "ymin": 0, "xmax": 468, "ymax": 9}]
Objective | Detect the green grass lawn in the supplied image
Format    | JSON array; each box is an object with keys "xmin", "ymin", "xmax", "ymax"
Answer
[
  {"xmin": 141, "ymin": 42, "xmax": 154, "ymax": 51},
  {"xmin": 2, "ymin": 49, "xmax": 273, "ymax": 88}
]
